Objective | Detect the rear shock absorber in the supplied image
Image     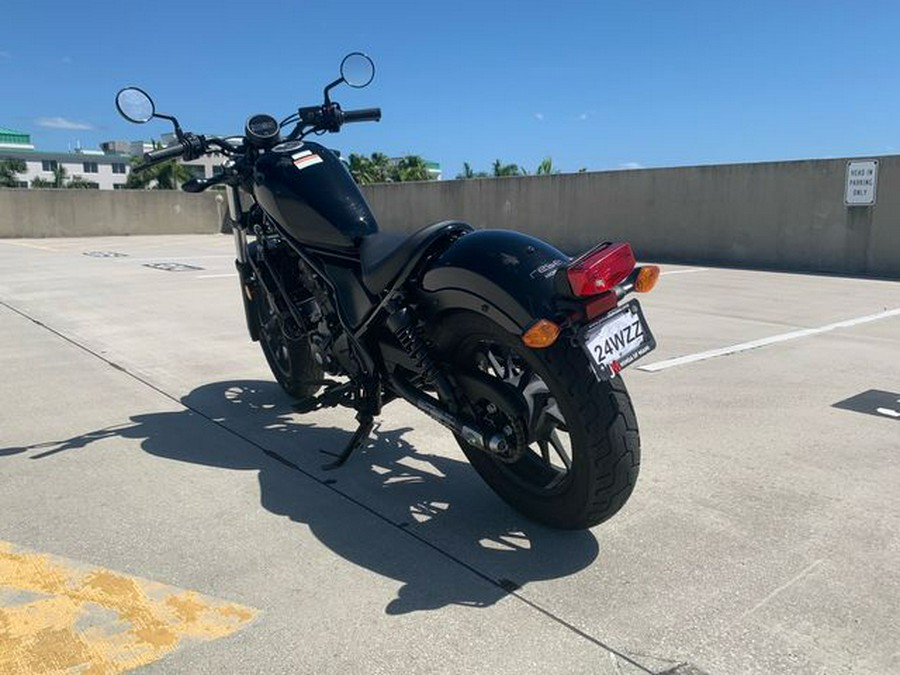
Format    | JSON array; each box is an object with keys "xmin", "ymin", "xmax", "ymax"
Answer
[{"xmin": 385, "ymin": 304, "xmax": 454, "ymax": 401}]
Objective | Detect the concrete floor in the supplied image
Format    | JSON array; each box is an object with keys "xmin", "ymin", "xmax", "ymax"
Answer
[{"xmin": 1, "ymin": 234, "xmax": 898, "ymax": 674}]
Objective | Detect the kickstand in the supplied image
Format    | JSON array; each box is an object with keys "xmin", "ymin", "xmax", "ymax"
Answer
[{"xmin": 320, "ymin": 412, "xmax": 374, "ymax": 470}]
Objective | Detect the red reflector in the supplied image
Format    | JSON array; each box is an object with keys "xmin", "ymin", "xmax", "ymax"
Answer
[
  {"xmin": 566, "ymin": 242, "xmax": 636, "ymax": 297},
  {"xmin": 583, "ymin": 291, "xmax": 618, "ymax": 321}
]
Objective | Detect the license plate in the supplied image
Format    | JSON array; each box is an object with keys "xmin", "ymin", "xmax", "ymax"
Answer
[{"xmin": 581, "ymin": 299, "xmax": 656, "ymax": 380}]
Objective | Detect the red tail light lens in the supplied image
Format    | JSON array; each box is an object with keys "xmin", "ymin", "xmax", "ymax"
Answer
[{"xmin": 566, "ymin": 242, "xmax": 636, "ymax": 297}]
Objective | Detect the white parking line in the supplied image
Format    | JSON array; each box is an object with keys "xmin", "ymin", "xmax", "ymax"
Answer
[
  {"xmin": 114, "ymin": 255, "xmax": 234, "ymax": 263},
  {"xmin": 660, "ymin": 267, "xmax": 708, "ymax": 276},
  {"xmin": 639, "ymin": 307, "xmax": 900, "ymax": 372},
  {"xmin": 196, "ymin": 273, "xmax": 239, "ymax": 279}
]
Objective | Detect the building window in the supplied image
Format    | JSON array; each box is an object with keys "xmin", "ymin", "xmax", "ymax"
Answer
[
  {"xmin": 42, "ymin": 160, "xmax": 58, "ymax": 172},
  {"xmin": 112, "ymin": 163, "xmax": 127, "ymax": 174},
  {"xmin": 16, "ymin": 181, "xmax": 28, "ymax": 188},
  {"xmin": 113, "ymin": 184, "xmax": 127, "ymax": 190},
  {"xmin": 83, "ymin": 162, "xmax": 99, "ymax": 173}
]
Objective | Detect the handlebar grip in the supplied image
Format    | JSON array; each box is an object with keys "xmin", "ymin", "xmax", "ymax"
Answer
[
  {"xmin": 144, "ymin": 142, "xmax": 185, "ymax": 163},
  {"xmin": 341, "ymin": 108, "xmax": 382, "ymax": 124}
]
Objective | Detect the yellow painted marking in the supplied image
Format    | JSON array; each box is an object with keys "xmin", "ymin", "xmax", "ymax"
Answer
[{"xmin": 0, "ymin": 541, "xmax": 257, "ymax": 673}]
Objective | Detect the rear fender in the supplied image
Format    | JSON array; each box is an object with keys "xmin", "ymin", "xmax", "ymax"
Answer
[{"xmin": 419, "ymin": 229, "xmax": 571, "ymax": 334}]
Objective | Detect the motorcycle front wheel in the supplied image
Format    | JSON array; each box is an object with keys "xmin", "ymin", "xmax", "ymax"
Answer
[
  {"xmin": 432, "ymin": 311, "xmax": 641, "ymax": 530},
  {"xmin": 256, "ymin": 296, "xmax": 323, "ymax": 400}
]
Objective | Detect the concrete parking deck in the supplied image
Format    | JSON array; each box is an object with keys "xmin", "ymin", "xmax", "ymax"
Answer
[{"xmin": 1, "ymin": 234, "xmax": 898, "ymax": 674}]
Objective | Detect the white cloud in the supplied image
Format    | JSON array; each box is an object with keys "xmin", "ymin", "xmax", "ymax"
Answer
[
  {"xmin": 37, "ymin": 116, "xmax": 94, "ymax": 130},
  {"xmin": 534, "ymin": 112, "xmax": 544, "ymax": 121},
  {"xmin": 618, "ymin": 162, "xmax": 644, "ymax": 170},
  {"xmin": 578, "ymin": 113, "xmax": 590, "ymax": 121}
]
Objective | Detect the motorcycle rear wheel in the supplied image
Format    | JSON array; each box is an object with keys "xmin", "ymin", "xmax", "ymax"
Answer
[{"xmin": 433, "ymin": 312, "xmax": 641, "ymax": 529}]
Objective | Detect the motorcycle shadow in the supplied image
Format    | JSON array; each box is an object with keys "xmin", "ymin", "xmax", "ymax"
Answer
[{"xmin": 3, "ymin": 379, "xmax": 600, "ymax": 614}]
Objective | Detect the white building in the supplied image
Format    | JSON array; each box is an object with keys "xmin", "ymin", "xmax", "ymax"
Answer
[{"xmin": 1, "ymin": 129, "xmax": 131, "ymax": 189}]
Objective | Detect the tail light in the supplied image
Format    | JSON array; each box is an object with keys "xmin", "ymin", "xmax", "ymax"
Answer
[{"xmin": 566, "ymin": 242, "xmax": 636, "ymax": 297}]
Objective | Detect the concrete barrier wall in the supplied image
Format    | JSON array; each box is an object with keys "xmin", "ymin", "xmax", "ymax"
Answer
[
  {"xmin": 361, "ymin": 155, "xmax": 900, "ymax": 278},
  {"xmin": 1, "ymin": 155, "xmax": 897, "ymax": 277},
  {"xmin": 0, "ymin": 189, "xmax": 223, "ymax": 238}
]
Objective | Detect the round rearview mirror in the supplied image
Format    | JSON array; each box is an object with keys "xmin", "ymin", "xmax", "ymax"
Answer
[
  {"xmin": 116, "ymin": 87, "xmax": 155, "ymax": 124},
  {"xmin": 340, "ymin": 52, "xmax": 375, "ymax": 88}
]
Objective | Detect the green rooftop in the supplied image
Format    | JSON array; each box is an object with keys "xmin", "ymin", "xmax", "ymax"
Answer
[{"xmin": 0, "ymin": 128, "xmax": 31, "ymax": 145}]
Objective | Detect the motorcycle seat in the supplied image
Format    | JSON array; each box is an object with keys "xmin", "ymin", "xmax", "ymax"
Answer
[{"xmin": 360, "ymin": 220, "xmax": 473, "ymax": 294}]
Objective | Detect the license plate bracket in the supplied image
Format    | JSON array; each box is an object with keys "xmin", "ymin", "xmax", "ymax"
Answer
[{"xmin": 580, "ymin": 299, "xmax": 656, "ymax": 380}]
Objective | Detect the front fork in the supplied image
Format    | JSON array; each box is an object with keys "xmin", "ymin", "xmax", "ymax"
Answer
[
  {"xmin": 228, "ymin": 184, "xmax": 260, "ymax": 341},
  {"xmin": 227, "ymin": 184, "xmax": 248, "ymax": 264}
]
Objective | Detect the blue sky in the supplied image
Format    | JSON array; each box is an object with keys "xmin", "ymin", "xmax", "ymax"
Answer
[{"xmin": 2, "ymin": 1, "xmax": 898, "ymax": 176}]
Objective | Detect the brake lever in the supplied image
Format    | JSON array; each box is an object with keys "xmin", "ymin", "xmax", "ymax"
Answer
[{"xmin": 182, "ymin": 173, "xmax": 229, "ymax": 193}]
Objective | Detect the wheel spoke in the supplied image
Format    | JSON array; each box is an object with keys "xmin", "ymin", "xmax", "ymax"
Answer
[
  {"xmin": 505, "ymin": 351, "xmax": 516, "ymax": 382},
  {"xmin": 487, "ymin": 349, "xmax": 506, "ymax": 379},
  {"xmin": 539, "ymin": 440, "xmax": 551, "ymax": 464},
  {"xmin": 545, "ymin": 400, "xmax": 565, "ymax": 425},
  {"xmin": 549, "ymin": 429, "xmax": 571, "ymax": 470}
]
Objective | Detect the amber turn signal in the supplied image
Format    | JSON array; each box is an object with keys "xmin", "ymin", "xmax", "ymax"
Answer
[
  {"xmin": 522, "ymin": 319, "xmax": 561, "ymax": 349},
  {"xmin": 634, "ymin": 265, "xmax": 660, "ymax": 293}
]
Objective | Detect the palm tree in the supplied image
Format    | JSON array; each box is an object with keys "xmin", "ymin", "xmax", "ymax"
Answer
[
  {"xmin": 348, "ymin": 152, "xmax": 434, "ymax": 183},
  {"xmin": 66, "ymin": 175, "xmax": 99, "ymax": 189},
  {"xmin": 536, "ymin": 157, "xmax": 560, "ymax": 176},
  {"xmin": 369, "ymin": 152, "xmax": 394, "ymax": 183},
  {"xmin": 32, "ymin": 165, "xmax": 68, "ymax": 188},
  {"xmin": 124, "ymin": 156, "xmax": 191, "ymax": 189},
  {"xmin": 394, "ymin": 155, "xmax": 430, "ymax": 182},
  {"xmin": 455, "ymin": 162, "xmax": 489, "ymax": 180},
  {"xmin": 492, "ymin": 159, "xmax": 525, "ymax": 177},
  {"xmin": 457, "ymin": 162, "xmax": 475, "ymax": 179},
  {"xmin": 0, "ymin": 159, "xmax": 26, "ymax": 187},
  {"xmin": 348, "ymin": 153, "xmax": 376, "ymax": 184}
]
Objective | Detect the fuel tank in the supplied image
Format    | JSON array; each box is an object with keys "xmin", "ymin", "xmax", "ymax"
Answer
[{"xmin": 253, "ymin": 140, "xmax": 378, "ymax": 251}]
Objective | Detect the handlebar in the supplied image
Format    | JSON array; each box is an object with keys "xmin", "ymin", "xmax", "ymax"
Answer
[
  {"xmin": 133, "ymin": 103, "xmax": 380, "ymax": 177},
  {"xmin": 341, "ymin": 107, "xmax": 381, "ymax": 124},
  {"xmin": 143, "ymin": 142, "xmax": 185, "ymax": 164}
]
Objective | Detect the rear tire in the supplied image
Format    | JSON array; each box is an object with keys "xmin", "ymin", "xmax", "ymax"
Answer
[
  {"xmin": 256, "ymin": 296, "xmax": 323, "ymax": 400},
  {"xmin": 432, "ymin": 312, "xmax": 641, "ymax": 529}
]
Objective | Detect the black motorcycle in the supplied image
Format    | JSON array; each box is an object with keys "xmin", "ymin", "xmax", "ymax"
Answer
[{"xmin": 115, "ymin": 53, "xmax": 660, "ymax": 529}]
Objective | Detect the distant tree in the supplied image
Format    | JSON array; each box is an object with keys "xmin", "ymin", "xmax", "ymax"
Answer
[
  {"xmin": 66, "ymin": 175, "xmax": 99, "ymax": 189},
  {"xmin": 369, "ymin": 152, "xmax": 394, "ymax": 183},
  {"xmin": 348, "ymin": 152, "xmax": 434, "ymax": 184},
  {"xmin": 457, "ymin": 162, "xmax": 474, "ymax": 179},
  {"xmin": 394, "ymin": 155, "xmax": 431, "ymax": 182},
  {"xmin": 124, "ymin": 154, "xmax": 191, "ymax": 190},
  {"xmin": 577, "ymin": 168, "xmax": 588, "ymax": 173},
  {"xmin": 348, "ymin": 153, "xmax": 376, "ymax": 184},
  {"xmin": 32, "ymin": 165, "xmax": 68, "ymax": 188},
  {"xmin": 536, "ymin": 157, "xmax": 560, "ymax": 176},
  {"xmin": 455, "ymin": 162, "xmax": 489, "ymax": 180},
  {"xmin": 492, "ymin": 159, "xmax": 526, "ymax": 177},
  {"xmin": 0, "ymin": 159, "xmax": 26, "ymax": 187}
]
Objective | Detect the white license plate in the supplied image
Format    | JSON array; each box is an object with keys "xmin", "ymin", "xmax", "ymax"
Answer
[{"xmin": 581, "ymin": 299, "xmax": 656, "ymax": 380}]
